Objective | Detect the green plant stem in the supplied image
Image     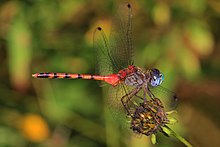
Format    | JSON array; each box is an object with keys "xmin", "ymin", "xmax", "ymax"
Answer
[{"xmin": 165, "ymin": 126, "xmax": 193, "ymax": 147}]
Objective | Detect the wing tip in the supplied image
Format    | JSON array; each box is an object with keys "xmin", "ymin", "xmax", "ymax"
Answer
[
  {"xmin": 97, "ymin": 27, "xmax": 102, "ymax": 31},
  {"xmin": 127, "ymin": 3, "xmax": 131, "ymax": 8}
]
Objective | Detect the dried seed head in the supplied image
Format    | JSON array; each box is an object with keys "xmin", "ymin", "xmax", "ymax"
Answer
[{"xmin": 129, "ymin": 98, "xmax": 169, "ymax": 136}]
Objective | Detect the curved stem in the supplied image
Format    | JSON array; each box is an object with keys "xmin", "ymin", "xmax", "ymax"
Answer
[{"xmin": 165, "ymin": 126, "xmax": 193, "ymax": 147}]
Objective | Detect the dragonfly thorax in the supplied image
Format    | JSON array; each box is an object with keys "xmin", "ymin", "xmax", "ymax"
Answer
[{"xmin": 124, "ymin": 70, "xmax": 146, "ymax": 86}]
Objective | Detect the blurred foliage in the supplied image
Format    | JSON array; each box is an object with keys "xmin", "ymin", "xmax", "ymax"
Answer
[{"xmin": 0, "ymin": 0, "xmax": 220, "ymax": 146}]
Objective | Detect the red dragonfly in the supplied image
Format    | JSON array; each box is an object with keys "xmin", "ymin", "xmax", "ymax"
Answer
[{"xmin": 32, "ymin": 3, "xmax": 177, "ymax": 118}]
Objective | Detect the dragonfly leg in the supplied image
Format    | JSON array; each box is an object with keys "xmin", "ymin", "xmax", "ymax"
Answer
[
  {"xmin": 134, "ymin": 94, "xmax": 144, "ymax": 100},
  {"xmin": 121, "ymin": 87, "xmax": 141, "ymax": 116},
  {"xmin": 144, "ymin": 86, "xmax": 156, "ymax": 100},
  {"xmin": 142, "ymin": 86, "xmax": 148, "ymax": 103}
]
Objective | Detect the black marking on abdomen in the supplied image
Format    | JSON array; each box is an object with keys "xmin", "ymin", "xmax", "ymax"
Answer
[
  {"xmin": 40, "ymin": 73, "xmax": 49, "ymax": 78},
  {"xmin": 53, "ymin": 73, "xmax": 58, "ymax": 78},
  {"xmin": 65, "ymin": 73, "xmax": 70, "ymax": 78},
  {"xmin": 78, "ymin": 74, "xmax": 82, "ymax": 79},
  {"xmin": 91, "ymin": 75, "xmax": 94, "ymax": 79}
]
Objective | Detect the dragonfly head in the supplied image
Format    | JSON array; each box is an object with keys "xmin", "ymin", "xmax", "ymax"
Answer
[{"xmin": 149, "ymin": 68, "xmax": 164, "ymax": 87}]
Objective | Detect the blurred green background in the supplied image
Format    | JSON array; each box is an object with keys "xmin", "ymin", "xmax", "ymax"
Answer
[{"xmin": 0, "ymin": 0, "xmax": 220, "ymax": 146}]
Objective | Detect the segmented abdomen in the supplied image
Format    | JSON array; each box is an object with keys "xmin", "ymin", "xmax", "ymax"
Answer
[
  {"xmin": 32, "ymin": 72, "xmax": 121, "ymax": 86},
  {"xmin": 32, "ymin": 73, "xmax": 103, "ymax": 79}
]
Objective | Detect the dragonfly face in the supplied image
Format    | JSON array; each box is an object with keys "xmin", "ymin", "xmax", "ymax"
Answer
[{"xmin": 149, "ymin": 68, "xmax": 164, "ymax": 87}]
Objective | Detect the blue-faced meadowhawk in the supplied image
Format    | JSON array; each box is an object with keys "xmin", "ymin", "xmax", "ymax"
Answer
[{"xmin": 32, "ymin": 3, "xmax": 177, "ymax": 121}]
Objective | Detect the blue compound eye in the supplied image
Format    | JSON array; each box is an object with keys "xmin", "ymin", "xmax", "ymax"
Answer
[
  {"xmin": 150, "ymin": 75, "xmax": 159, "ymax": 87},
  {"xmin": 150, "ymin": 69, "xmax": 164, "ymax": 87},
  {"xmin": 159, "ymin": 73, "xmax": 164, "ymax": 85}
]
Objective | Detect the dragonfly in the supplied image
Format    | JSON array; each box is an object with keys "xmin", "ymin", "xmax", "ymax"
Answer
[{"xmin": 32, "ymin": 3, "xmax": 177, "ymax": 120}]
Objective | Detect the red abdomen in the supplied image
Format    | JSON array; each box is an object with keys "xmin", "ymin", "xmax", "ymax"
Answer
[{"xmin": 32, "ymin": 72, "xmax": 121, "ymax": 86}]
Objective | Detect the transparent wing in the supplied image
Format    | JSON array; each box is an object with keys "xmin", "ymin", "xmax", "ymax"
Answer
[
  {"xmin": 106, "ymin": 83, "xmax": 143, "ymax": 128},
  {"xmin": 107, "ymin": 84, "xmax": 128, "ymax": 125},
  {"xmin": 148, "ymin": 85, "xmax": 178, "ymax": 110},
  {"xmin": 93, "ymin": 2, "xmax": 134, "ymax": 86},
  {"xmin": 93, "ymin": 27, "xmax": 115, "ymax": 86},
  {"xmin": 109, "ymin": 3, "xmax": 134, "ymax": 72}
]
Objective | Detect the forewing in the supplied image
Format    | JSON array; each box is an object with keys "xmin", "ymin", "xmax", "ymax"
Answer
[{"xmin": 109, "ymin": 3, "xmax": 134, "ymax": 72}]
